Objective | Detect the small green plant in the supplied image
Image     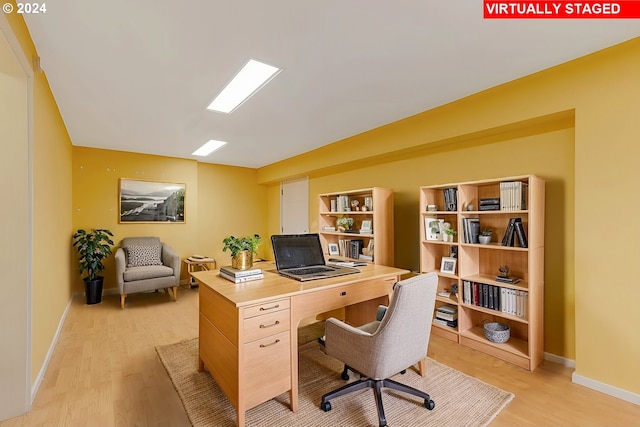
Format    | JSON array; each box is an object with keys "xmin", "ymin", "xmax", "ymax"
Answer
[
  {"xmin": 481, "ymin": 228, "xmax": 493, "ymax": 236},
  {"xmin": 444, "ymin": 228, "xmax": 457, "ymax": 236},
  {"xmin": 222, "ymin": 234, "xmax": 262, "ymax": 257},
  {"xmin": 72, "ymin": 229, "xmax": 114, "ymax": 281},
  {"xmin": 336, "ymin": 217, "xmax": 354, "ymax": 229}
]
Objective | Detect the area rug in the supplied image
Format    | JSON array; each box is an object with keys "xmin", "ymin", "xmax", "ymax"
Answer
[{"xmin": 156, "ymin": 337, "xmax": 513, "ymax": 427}]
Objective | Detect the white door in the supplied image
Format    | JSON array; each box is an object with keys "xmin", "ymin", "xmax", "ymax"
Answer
[
  {"xmin": 0, "ymin": 19, "xmax": 32, "ymax": 420},
  {"xmin": 280, "ymin": 177, "xmax": 309, "ymax": 234}
]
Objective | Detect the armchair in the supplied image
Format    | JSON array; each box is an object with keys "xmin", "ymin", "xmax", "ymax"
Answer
[
  {"xmin": 114, "ymin": 237, "xmax": 181, "ymax": 309},
  {"xmin": 320, "ymin": 272, "xmax": 438, "ymax": 427}
]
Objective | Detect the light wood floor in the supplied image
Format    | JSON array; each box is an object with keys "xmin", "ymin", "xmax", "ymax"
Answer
[{"xmin": 2, "ymin": 287, "xmax": 638, "ymax": 427}]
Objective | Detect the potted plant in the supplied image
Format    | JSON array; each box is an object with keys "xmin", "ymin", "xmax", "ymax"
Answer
[
  {"xmin": 443, "ymin": 227, "xmax": 457, "ymax": 242},
  {"xmin": 72, "ymin": 229, "xmax": 114, "ymax": 305},
  {"xmin": 479, "ymin": 228, "xmax": 492, "ymax": 245},
  {"xmin": 336, "ymin": 217, "xmax": 354, "ymax": 232},
  {"xmin": 223, "ymin": 234, "xmax": 262, "ymax": 270}
]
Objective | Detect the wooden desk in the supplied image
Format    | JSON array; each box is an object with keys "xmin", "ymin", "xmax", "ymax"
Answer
[{"xmin": 191, "ymin": 263, "xmax": 409, "ymax": 427}]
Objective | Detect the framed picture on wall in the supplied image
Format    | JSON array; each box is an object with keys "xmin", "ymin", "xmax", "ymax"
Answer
[{"xmin": 119, "ymin": 179, "xmax": 185, "ymax": 223}]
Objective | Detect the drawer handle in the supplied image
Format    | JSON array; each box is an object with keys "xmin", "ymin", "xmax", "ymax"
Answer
[
  {"xmin": 260, "ymin": 320, "xmax": 280, "ymax": 329},
  {"xmin": 340, "ymin": 291, "xmax": 347, "ymax": 296},
  {"xmin": 260, "ymin": 304, "xmax": 280, "ymax": 311},
  {"xmin": 260, "ymin": 339, "xmax": 280, "ymax": 348}
]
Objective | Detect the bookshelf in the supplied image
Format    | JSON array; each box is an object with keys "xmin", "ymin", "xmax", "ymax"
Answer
[
  {"xmin": 318, "ymin": 187, "xmax": 394, "ymax": 266},
  {"xmin": 419, "ymin": 175, "xmax": 545, "ymax": 370}
]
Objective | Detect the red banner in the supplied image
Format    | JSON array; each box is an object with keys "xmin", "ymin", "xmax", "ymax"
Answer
[{"xmin": 484, "ymin": 1, "xmax": 640, "ymax": 18}]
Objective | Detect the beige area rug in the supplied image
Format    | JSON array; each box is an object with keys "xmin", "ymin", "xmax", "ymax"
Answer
[{"xmin": 156, "ymin": 333, "xmax": 513, "ymax": 427}]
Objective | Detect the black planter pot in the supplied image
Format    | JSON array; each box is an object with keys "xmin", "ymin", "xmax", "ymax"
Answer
[{"xmin": 84, "ymin": 277, "xmax": 104, "ymax": 305}]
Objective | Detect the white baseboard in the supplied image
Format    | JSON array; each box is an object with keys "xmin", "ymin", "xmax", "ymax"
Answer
[
  {"xmin": 572, "ymin": 372, "xmax": 640, "ymax": 405},
  {"xmin": 544, "ymin": 351, "xmax": 576, "ymax": 368},
  {"xmin": 31, "ymin": 297, "xmax": 72, "ymax": 401}
]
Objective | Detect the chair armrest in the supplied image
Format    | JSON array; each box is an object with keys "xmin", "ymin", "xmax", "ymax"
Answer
[
  {"xmin": 162, "ymin": 244, "xmax": 181, "ymax": 285},
  {"xmin": 114, "ymin": 248, "xmax": 126, "ymax": 292}
]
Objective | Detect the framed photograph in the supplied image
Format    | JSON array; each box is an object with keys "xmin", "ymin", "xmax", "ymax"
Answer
[
  {"xmin": 440, "ymin": 257, "xmax": 457, "ymax": 275},
  {"xmin": 360, "ymin": 220, "xmax": 372, "ymax": 231},
  {"xmin": 328, "ymin": 243, "xmax": 340, "ymax": 256},
  {"xmin": 119, "ymin": 179, "xmax": 185, "ymax": 223}
]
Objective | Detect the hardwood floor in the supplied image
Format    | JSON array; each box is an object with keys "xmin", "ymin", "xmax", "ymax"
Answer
[{"xmin": 2, "ymin": 287, "xmax": 638, "ymax": 427}]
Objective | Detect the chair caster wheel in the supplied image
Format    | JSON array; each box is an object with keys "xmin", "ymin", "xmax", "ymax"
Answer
[
  {"xmin": 400, "ymin": 369, "xmax": 406, "ymax": 374},
  {"xmin": 341, "ymin": 371, "xmax": 350, "ymax": 380},
  {"xmin": 424, "ymin": 399, "xmax": 435, "ymax": 410},
  {"xmin": 320, "ymin": 401, "xmax": 332, "ymax": 412}
]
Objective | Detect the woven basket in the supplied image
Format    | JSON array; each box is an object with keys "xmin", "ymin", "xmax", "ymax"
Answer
[{"xmin": 484, "ymin": 322, "xmax": 510, "ymax": 343}]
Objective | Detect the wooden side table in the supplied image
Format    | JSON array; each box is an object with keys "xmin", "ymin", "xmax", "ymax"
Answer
[{"xmin": 183, "ymin": 257, "xmax": 216, "ymax": 288}]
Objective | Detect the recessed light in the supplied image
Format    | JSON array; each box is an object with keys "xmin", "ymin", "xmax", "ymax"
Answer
[
  {"xmin": 207, "ymin": 59, "xmax": 281, "ymax": 113},
  {"xmin": 192, "ymin": 140, "xmax": 227, "ymax": 156}
]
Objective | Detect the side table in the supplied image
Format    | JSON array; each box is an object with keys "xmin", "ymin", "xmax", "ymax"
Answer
[{"xmin": 183, "ymin": 257, "xmax": 216, "ymax": 288}]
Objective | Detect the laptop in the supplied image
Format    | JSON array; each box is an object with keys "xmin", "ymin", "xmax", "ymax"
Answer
[{"xmin": 271, "ymin": 234, "xmax": 360, "ymax": 281}]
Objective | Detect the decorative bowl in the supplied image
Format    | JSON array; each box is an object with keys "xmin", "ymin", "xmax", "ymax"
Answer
[{"xmin": 484, "ymin": 322, "xmax": 510, "ymax": 343}]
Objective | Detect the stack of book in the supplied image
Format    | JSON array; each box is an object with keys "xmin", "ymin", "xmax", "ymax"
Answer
[
  {"xmin": 219, "ymin": 266, "xmax": 264, "ymax": 283},
  {"xmin": 479, "ymin": 197, "xmax": 500, "ymax": 211},
  {"xmin": 434, "ymin": 305, "xmax": 458, "ymax": 328},
  {"xmin": 501, "ymin": 217, "xmax": 528, "ymax": 247},
  {"xmin": 499, "ymin": 181, "xmax": 528, "ymax": 211}
]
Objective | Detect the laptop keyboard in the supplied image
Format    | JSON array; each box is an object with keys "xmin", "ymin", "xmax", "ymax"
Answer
[{"xmin": 286, "ymin": 266, "xmax": 335, "ymax": 275}]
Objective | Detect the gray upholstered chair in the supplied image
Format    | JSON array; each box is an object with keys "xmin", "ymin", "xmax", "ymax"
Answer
[
  {"xmin": 114, "ymin": 237, "xmax": 181, "ymax": 309},
  {"xmin": 320, "ymin": 272, "xmax": 438, "ymax": 427}
]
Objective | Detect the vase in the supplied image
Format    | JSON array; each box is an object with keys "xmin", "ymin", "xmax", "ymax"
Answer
[
  {"xmin": 232, "ymin": 250, "xmax": 253, "ymax": 270},
  {"xmin": 442, "ymin": 234, "xmax": 453, "ymax": 242}
]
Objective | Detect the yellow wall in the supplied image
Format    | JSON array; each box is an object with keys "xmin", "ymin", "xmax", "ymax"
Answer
[
  {"xmin": 6, "ymin": 7, "xmax": 75, "ymax": 385},
  {"xmin": 259, "ymin": 38, "xmax": 640, "ymax": 394},
  {"xmin": 72, "ymin": 147, "xmax": 267, "ymax": 290},
  {"xmin": 197, "ymin": 163, "xmax": 268, "ymax": 264}
]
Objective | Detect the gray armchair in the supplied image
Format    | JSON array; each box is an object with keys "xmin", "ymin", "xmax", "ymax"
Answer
[
  {"xmin": 320, "ymin": 272, "xmax": 438, "ymax": 427},
  {"xmin": 115, "ymin": 237, "xmax": 181, "ymax": 309}
]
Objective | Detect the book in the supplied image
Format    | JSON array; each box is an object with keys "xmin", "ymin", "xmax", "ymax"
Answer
[
  {"xmin": 220, "ymin": 266, "xmax": 263, "ymax": 278},
  {"xmin": 436, "ymin": 305, "xmax": 457, "ymax": 315},
  {"xmin": 495, "ymin": 276, "xmax": 522, "ymax": 284},
  {"xmin": 480, "ymin": 197, "xmax": 501, "ymax": 205},
  {"xmin": 479, "ymin": 204, "xmax": 500, "ymax": 211},
  {"xmin": 514, "ymin": 220, "xmax": 528, "ymax": 248},
  {"xmin": 219, "ymin": 271, "xmax": 264, "ymax": 283},
  {"xmin": 435, "ymin": 311, "xmax": 458, "ymax": 321},
  {"xmin": 501, "ymin": 217, "xmax": 521, "ymax": 246},
  {"xmin": 469, "ymin": 218, "xmax": 481, "ymax": 244}
]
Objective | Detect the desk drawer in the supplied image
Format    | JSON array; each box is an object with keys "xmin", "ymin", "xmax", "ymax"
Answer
[
  {"xmin": 293, "ymin": 277, "xmax": 396, "ymax": 318},
  {"xmin": 243, "ymin": 309, "xmax": 290, "ymax": 343},
  {"xmin": 243, "ymin": 330, "xmax": 291, "ymax": 408},
  {"xmin": 243, "ymin": 298, "xmax": 290, "ymax": 319}
]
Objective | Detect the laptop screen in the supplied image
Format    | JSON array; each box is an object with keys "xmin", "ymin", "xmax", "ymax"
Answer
[{"xmin": 271, "ymin": 234, "xmax": 326, "ymax": 270}]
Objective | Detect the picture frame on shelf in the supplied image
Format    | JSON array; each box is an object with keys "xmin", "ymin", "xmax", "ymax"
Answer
[
  {"xmin": 328, "ymin": 243, "xmax": 340, "ymax": 256},
  {"xmin": 360, "ymin": 220, "xmax": 372, "ymax": 231},
  {"xmin": 440, "ymin": 257, "xmax": 457, "ymax": 275}
]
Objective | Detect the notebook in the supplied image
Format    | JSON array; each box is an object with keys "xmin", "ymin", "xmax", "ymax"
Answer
[{"xmin": 271, "ymin": 234, "xmax": 360, "ymax": 282}]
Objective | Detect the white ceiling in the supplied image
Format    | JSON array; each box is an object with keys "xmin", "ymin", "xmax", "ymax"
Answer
[{"xmin": 24, "ymin": 2, "xmax": 640, "ymax": 168}]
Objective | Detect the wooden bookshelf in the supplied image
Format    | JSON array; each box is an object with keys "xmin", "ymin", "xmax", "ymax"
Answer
[
  {"xmin": 318, "ymin": 187, "xmax": 394, "ymax": 266},
  {"xmin": 419, "ymin": 175, "xmax": 544, "ymax": 370}
]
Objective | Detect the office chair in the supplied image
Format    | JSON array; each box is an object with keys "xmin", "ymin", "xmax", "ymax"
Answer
[{"xmin": 320, "ymin": 272, "xmax": 438, "ymax": 427}]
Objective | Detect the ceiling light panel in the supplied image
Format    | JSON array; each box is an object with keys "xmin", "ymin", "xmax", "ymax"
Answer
[
  {"xmin": 192, "ymin": 140, "xmax": 227, "ymax": 156},
  {"xmin": 207, "ymin": 59, "xmax": 281, "ymax": 113}
]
